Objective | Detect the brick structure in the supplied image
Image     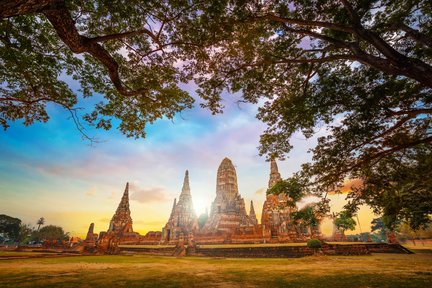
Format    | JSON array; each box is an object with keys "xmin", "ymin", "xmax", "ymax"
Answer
[
  {"xmin": 202, "ymin": 158, "xmax": 256, "ymax": 235},
  {"xmin": 97, "ymin": 183, "xmax": 141, "ymax": 252},
  {"xmin": 249, "ymin": 201, "xmax": 258, "ymax": 226},
  {"xmin": 261, "ymin": 159, "xmax": 302, "ymax": 242},
  {"xmin": 162, "ymin": 170, "xmax": 198, "ymax": 243},
  {"xmin": 93, "ymin": 157, "xmax": 327, "ymax": 253}
]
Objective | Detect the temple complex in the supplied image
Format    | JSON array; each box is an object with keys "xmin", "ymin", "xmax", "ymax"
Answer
[
  {"xmin": 162, "ymin": 170, "xmax": 198, "ymax": 243},
  {"xmin": 90, "ymin": 156, "xmax": 322, "ymax": 251}
]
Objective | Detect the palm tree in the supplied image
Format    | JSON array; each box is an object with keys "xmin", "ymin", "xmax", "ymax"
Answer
[{"xmin": 36, "ymin": 217, "xmax": 45, "ymax": 231}]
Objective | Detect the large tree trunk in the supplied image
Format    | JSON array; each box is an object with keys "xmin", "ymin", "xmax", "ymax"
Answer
[{"xmin": 0, "ymin": 0, "xmax": 61, "ymax": 18}]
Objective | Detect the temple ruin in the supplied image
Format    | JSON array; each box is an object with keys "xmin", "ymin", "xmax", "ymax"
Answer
[
  {"xmin": 91, "ymin": 157, "xmax": 321, "ymax": 248},
  {"xmin": 162, "ymin": 170, "xmax": 198, "ymax": 243}
]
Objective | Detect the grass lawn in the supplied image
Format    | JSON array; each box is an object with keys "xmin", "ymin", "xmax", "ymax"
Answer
[{"xmin": 0, "ymin": 250, "xmax": 431, "ymax": 287}]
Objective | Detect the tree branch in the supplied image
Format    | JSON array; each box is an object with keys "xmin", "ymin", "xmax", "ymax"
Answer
[
  {"xmin": 397, "ymin": 23, "xmax": 432, "ymax": 48},
  {"xmin": 88, "ymin": 28, "xmax": 162, "ymax": 47},
  {"xmin": 42, "ymin": 3, "xmax": 155, "ymax": 99},
  {"xmin": 266, "ymin": 14, "xmax": 355, "ymax": 33},
  {"xmin": 0, "ymin": 0, "xmax": 59, "ymax": 18}
]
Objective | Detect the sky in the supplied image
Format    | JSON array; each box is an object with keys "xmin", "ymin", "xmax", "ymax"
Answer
[{"xmin": 0, "ymin": 82, "xmax": 376, "ymax": 238}]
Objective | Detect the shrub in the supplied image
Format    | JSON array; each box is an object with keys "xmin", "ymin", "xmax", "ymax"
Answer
[{"xmin": 307, "ymin": 239, "xmax": 322, "ymax": 249}]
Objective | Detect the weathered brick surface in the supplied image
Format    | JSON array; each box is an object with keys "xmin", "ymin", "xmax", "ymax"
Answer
[{"xmin": 118, "ymin": 243, "xmax": 411, "ymax": 258}]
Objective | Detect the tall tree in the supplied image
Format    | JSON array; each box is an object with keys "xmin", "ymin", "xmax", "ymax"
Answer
[
  {"xmin": 0, "ymin": 0, "xmax": 196, "ymax": 140},
  {"xmin": 18, "ymin": 223, "xmax": 34, "ymax": 244},
  {"xmin": 1, "ymin": 1, "xmax": 431, "ymax": 228},
  {"xmin": 36, "ymin": 217, "xmax": 45, "ymax": 231},
  {"xmin": 334, "ymin": 210, "xmax": 356, "ymax": 235},
  {"xmin": 181, "ymin": 0, "xmax": 432, "ymax": 228},
  {"xmin": 0, "ymin": 214, "xmax": 21, "ymax": 242}
]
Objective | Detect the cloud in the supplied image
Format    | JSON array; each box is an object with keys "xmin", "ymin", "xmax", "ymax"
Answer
[
  {"xmin": 129, "ymin": 184, "xmax": 169, "ymax": 204},
  {"xmin": 107, "ymin": 191, "xmax": 117, "ymax": 200},
  {"xmin": 254, "ymin": 188, "xmax": 266, "ymax": 195},
  {"xmin": 85, "ymin": 186, "xmax": 97, "ymax": 197},
  {"xmin": 340, "ymin": 178, "xmax": 363, "ymax": 194}
]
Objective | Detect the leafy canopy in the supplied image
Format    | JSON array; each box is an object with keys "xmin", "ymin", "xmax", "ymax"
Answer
[
  {"xmin": 182, "ymin": 0, "xmax": 432, "ymax": 229},
  {"xmin": 1, "ymin": 0, "xmax": 196, "ymax": 140},
  {"xmin": 1, "ymin": 1, "xmax": 431, "ymax": 228}
]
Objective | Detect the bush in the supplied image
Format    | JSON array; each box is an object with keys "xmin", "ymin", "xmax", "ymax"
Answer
[{"xmin": 307, "ymin": 239, "xmax": 322, "ymax": 249}]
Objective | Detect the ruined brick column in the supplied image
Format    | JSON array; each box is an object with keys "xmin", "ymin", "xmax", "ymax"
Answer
[{"xmin": 162, "ymin": 170, "xmax": 198, "ymax": 243}]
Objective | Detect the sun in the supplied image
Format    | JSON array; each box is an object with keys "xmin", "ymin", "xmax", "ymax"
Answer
[{"xmin": 193, "ymin": 196, "xmax": 211, "ymax": 216}]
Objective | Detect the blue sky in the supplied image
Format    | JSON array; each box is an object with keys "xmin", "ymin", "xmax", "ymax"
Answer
[{"xmin": 0, "ymin": 81, "xmax": 374, "ymax": 237}]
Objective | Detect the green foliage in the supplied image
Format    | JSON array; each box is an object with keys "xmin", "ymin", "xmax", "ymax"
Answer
[
  {"xmin": 31, "ymin": 225, "xmax": 69, "ymax": 242},
  {"xmin": 397, "ymin": 222, "xmax": 432, "ymax": 243},
  {"xmin": 182, "ymin": 0, "xmax": 432, "ymax": 229},
  {"xmin": 1, "ymin": 1, "xmax": 432, "ymax": 229},
  {"xmin": 0, "ymin": 214, "xmax": 21, "ymax": 242},
  {"xmin": 307, "ymin": 238, "xmax": 322, "ymax": 249},
  {"xmin": 36, "ymin": 217, "xmax": 45, "ymax": 230},
  {"xmin": 334, "ymin": 211, "xmax": 356, "ymax": 233},
  {"xmin": 266, "ymin": 177, "xmax": 306, "ymax": 206},
  {"xmin": 18, "ymin": 223, "xmax": 34, "ymax": 244},
  {"xmin": 347, "ymin": 145, "xmax": 432, "ymax": 230},
  {"xmin": 0, "ymin": 1, "xmax": 195, "ymax": 139},
  {"xmin": 371, "ymin": 218, "xmax": 389, "ymax": 242},
  {"xmin": 292, "ymin": 205, "xmax": 319, "ymax": 227}
]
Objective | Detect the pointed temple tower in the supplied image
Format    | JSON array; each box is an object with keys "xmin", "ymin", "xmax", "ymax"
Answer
[
  {"xmin": 108, "ymin": 182, "xmax": 134, "ymax": 234},
  {"xmin": 249, "ymin": 201, "xmax": 258, "ymax": 226},
  {"xmin": 268, "ymin": 159, "xmax": 282, "ymax": 188},
  {"xmin": 162, "ymin": 170, "xmax": 198, "ymax": 243},
  {"xmin": 97, "ymin": 183, "xmax": 141, "ymax": 251},
  {"xmin": 261, "ymin": 159, "xmax": 301, "ymax": 242},
  {"xmin": 203, "ymin": 158, "xmax": 254, "ymax": 234}
]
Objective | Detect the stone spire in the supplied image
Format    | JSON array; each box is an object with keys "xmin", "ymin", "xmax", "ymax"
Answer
[
  {"xmin": 249, "ymin": 200, "xmax": 258, "ymax": 225},
  {"xmin": 268, "ymin": 159, "xmax": 282, "ymax": 188},
  {"xmin": 180, "ymin": 170, "xmax": 191, "ymax": 199},
  {"xmin": 115, "ymin": 182, "xmax": 130, "ymax": 214},
  {"xmin": 108, "ymin": 182, "xmax": 133, "ymax": 233},
  {"xmin": 169, "ymin": 198, "xmax": 177, "ymax": 220},
  {"xmin": 162, "ymin": 171, "xmax": 197, "ymax": 242},
  {"xmin": 85, "ymin": 223, "xmax": 95, "ymax": 241},
  {"xmin": 216, "ymin": 157, "xmax": 239, "ymax": 199}
]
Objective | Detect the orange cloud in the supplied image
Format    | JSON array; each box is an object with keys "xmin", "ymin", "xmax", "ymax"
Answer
[
  {"xmin": 129, "ymin": 184, "xmax": 170, "ymax": 204},
  {"xmin": 340, "ymin": 178, "xmax": 363, "ymax": 194},
  {"xmin": 328, "ymin": 178, "xmax": 363, "ymax": 195}
]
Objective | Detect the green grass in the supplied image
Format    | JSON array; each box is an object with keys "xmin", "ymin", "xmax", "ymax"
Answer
[{"xmin": 0, "ymin": 252, "xmax": 431, "ymax": 287}]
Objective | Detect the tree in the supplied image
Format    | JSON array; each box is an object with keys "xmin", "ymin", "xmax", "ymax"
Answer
[
  {"xmin": 31, "ymin": 225, "xmax": 68, "ymax": 242},
  {"xmin": 36, "ymin": 217, "xmax": 45, "ymax": 231},
  {"xmin": 291, "ymin": 204, "xmax": 321, "ymax": 236},
  {"xmin": 2, "ymin": 1, "xmax": 432, "ymax": 228},
  {"xmin": 371, "ymin": 217, "xmax": 388, "ymax": 241},
  {"xmin": 180, "ymin": 0, "xmax": 432, "ymax": 228},
  {"xmin": 334, "ymin": 211, "xmax": 356, "ymax": 235},
  {"xmin": 267, "ymin": 176, "xmax": 308, "ymax": 206},
  {"xmin": 398, "ymin": 222, "xmax": 432, "ymax": 245},
  {"xmin": 0, "ymin": 0, "xmax": 196, "ymax": 140},
  {"xmin": 346, "ymin": 145, "xmax": 432, "ymax": 229},
  {"xmin": 0, "ymin": 214, "xmax": 21, "ymax": 242},
  {"xmin": 18, "ymin": 223, "xmax": 34, "ymax": 244}
]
